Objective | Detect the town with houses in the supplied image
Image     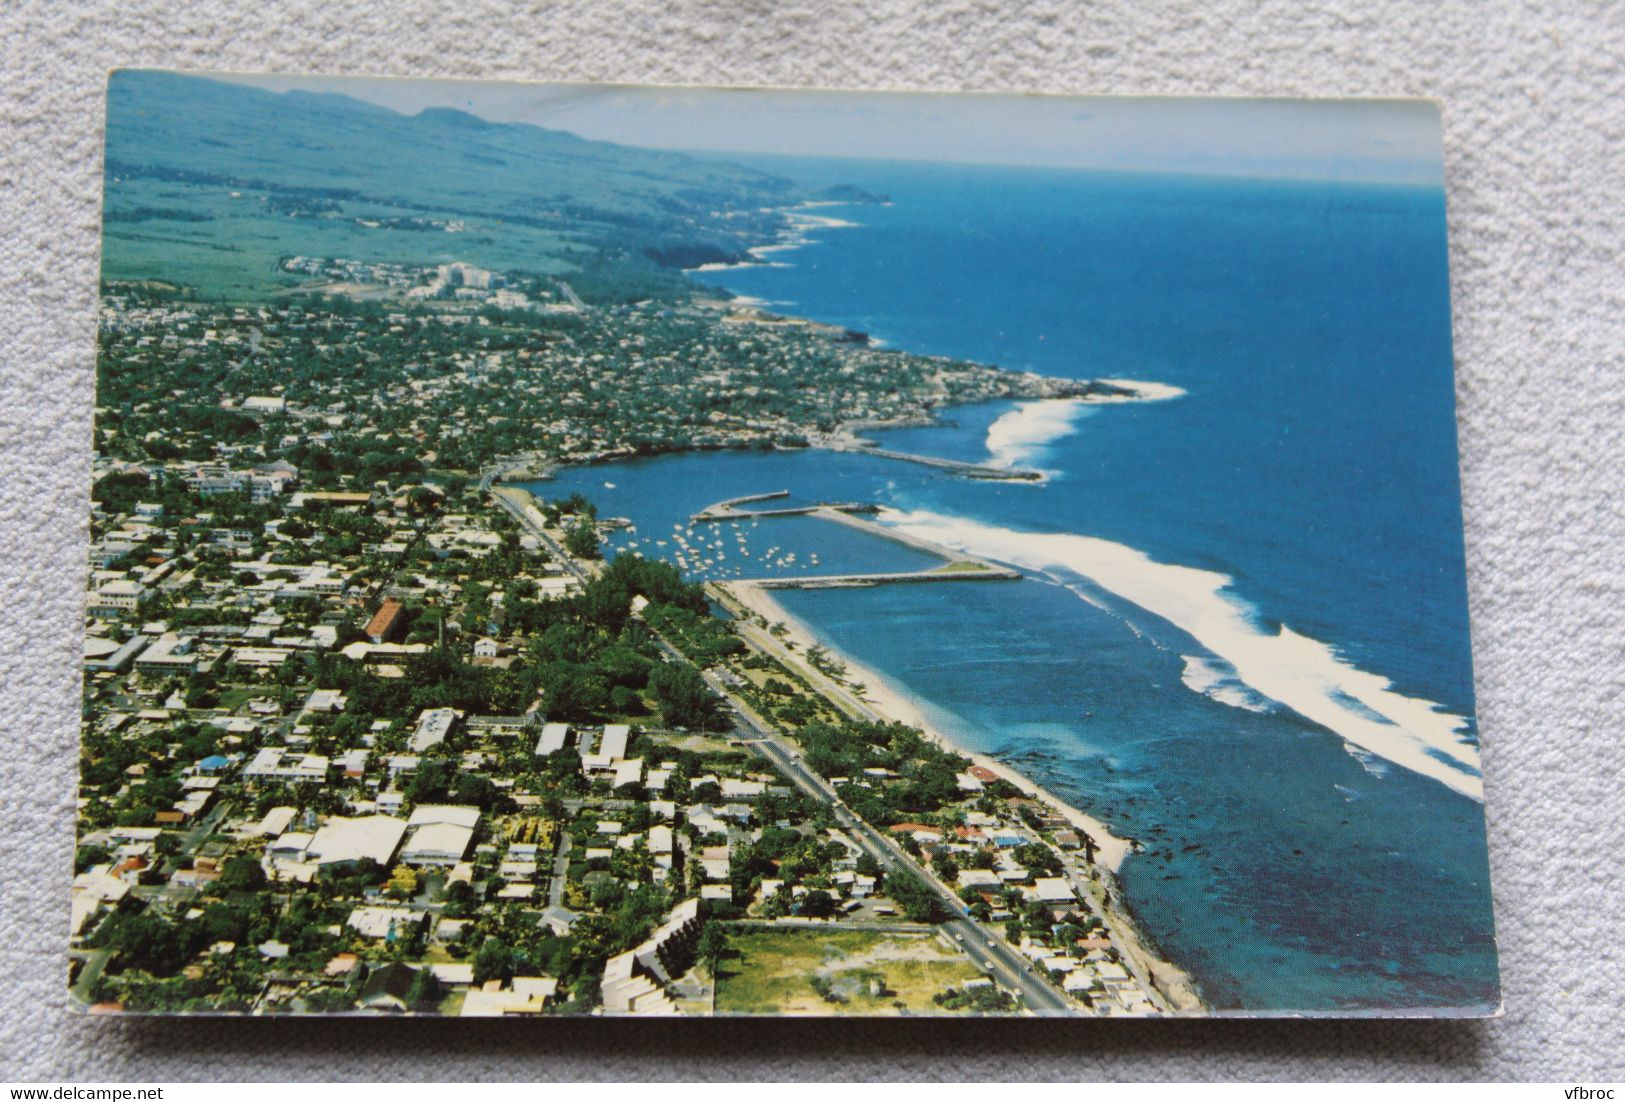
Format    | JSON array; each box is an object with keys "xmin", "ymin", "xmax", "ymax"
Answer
[{"xmin": 72, "ymin": 259, "xmax": 1178, "ymax": 1017}]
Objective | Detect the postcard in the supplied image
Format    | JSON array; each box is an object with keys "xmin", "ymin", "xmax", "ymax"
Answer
[{"xmin": 73, "ymin": 72, "xmax": 1496, "ymax": 1017}]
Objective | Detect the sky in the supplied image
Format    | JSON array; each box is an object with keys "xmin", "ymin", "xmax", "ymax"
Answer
[{"xmin": 219, "ymin": 74, "xmax": 1445, "ymax": 186}]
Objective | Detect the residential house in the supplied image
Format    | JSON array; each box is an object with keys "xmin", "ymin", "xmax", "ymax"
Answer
[{"xmin": 358, "ymin": 962, "xmax": 418, "ymax": 1012}]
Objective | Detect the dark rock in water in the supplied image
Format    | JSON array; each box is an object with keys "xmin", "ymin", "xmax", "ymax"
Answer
[
  {"xmin": 819, "ymin": 184, "xmax": 890, "ymax": 205},
  {"xmin": 647, "ymin": 243, "xmax": 749, "ymax": 269}
]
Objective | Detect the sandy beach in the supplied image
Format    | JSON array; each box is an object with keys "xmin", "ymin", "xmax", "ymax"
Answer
[
  {"xmin": 715, "ymin": 577, "xmax": 1207, "ymax": 1013},
  {"xmin": 717, "ymin": 578, "xmax": 1135, "ymax": 871}
]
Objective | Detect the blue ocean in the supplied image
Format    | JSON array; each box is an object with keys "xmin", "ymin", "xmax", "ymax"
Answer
[{"xmin": 530, "ymin": 158, "xmax": 1498, "ymax": 1013}]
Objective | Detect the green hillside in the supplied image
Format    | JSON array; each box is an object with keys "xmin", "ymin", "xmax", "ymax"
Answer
[{"xmin": 100, "ymin": 71, "xmax": 801, "ymax": 300}]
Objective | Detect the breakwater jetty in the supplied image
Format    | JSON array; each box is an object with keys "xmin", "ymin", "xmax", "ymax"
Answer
[
  {"xmin": 691, "ymin": 490, "xmax": 878, "ymax": 523},
  {"xmin": 827, "ymin": 441, "xmax": 1043, "ymax": 481},
  {"xmin": 754, "ymin": 565, "xmax": 1020, "ymax": 589},
  {"xmin": 693, "ymin": 490, "xmax": 1021, "ymax": 589}
]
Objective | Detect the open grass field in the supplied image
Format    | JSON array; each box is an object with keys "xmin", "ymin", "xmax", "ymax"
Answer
[
  {"xmin": 933, "ymin": 560, "xmax": 993, "ymax": 573},
  {"xmin": 713, "ymin": 925, "xmax": 985, "ymax": 1016},
  {"xmin": 215, "ymin": 686, "xmax": 263, "ymax": 710},
  {"xmin": 99, "ymin": 72, "xmax": 797, "ymax": 302},
  {"xmin": 100, "ymin": 178, "xmax": 576, "ymax": 300}
]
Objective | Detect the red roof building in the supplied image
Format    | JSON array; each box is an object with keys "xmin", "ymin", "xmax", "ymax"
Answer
[{"xmin": 365, "ymin": 598, "xmax": 405, "ymax": 644}]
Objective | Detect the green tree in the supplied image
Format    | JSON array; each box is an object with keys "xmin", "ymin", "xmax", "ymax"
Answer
[
  {"xmin": 885, "ymin": 870, "xmax": 946, "ymax": 923},
  {"xmin": 697, "ymin": 924, "xmax": 729, "ymax": 974},
  {"xmin": 219, "ymin": 855, "xmax": 267, "ymax": 893},
  {"xmin": 800, "ymin": 889, "xmax": 836, "ymax": 918},
  {"xmin": 406, "ymin": 967, "xmax": 441, "ymax": 1011},
  {"xmin": 563, "ymin": 521, "xmax": 600, "ymax": 560},
  {"xmin": 102, "ymin": 911, "xmax": 198, "ymax": 976},
  {"xmin": 1013, "ymin": 843, "xmax": 1063, "ymax": 877},
  {"xmin": 649, "ymin": 662, "xmax": 718, "ymax": 730},
  {"xmin": 74, "ymin": 844, "xmax": 112, "ymax": 873},
  {"xmin": 473, "ymin": 938, "xmax": 515, "ymax": 986},
  {"xmin": 385, "ymin": 865, "xmax": 419, "ymax": 899}
]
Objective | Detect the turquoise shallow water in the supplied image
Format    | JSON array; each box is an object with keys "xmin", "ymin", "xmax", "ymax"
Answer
[{"xmin": 530, "ymin": 158, "xmax": 1497, "ymax": 1013}]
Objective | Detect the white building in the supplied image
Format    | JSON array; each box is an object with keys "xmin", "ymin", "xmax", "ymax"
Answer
[
  {"xmin": 599, "ymin": 724, "xmax": 631, "ymax": 760},
  {"xmin": 304, "ymin": 689, "xmax": 348, "ymax": 713},
  {"xmin": 88, "ymin": 578, "xmax": 146, "ymax": 616},
  {"xmin": 407, "ymin": 805, "xmax": 481, "ymax": 830},
  {"xmin": 460, "ymin": 977, "xmax": 557, "ymax": 1017},
  {"xmin": 1031, "ymin": 877, "xmax": 1077, "ymax": 906},
  {"xmin": 346, "ymin": 905, "xmax": 423, "ymax": 941},
  {"xmin": 305, "ymin": 815, "xmax": 407, "ymax": 867},
  {"xmin": 255, "ymin": 806, "xmax": 298, "ymax": 837},
  {"xmin": 437, "ymin": 262, "xmax": 503, "ymax": 291},
  {"xmin": 243, "ymin": 747, "xmax": 330, "ymax": 784},
  {"xmin": 400, "ymin": 823, "xmax": 476, "ymax": 867},
  {"xmin": 133, "ymin": 633, "xmax": 198, "ymax": 674},
  {"xmin": 612, "ymin": 758, "xmax": 644, "ymax": 790},
  {"xmin": 399, "ymin": 804, "xmax": 481, "ymax": 867},
  {"xmin": 409, "ymin": 708, "xmax": 460, "ymax": 752},
  {"xmin": 648, "ymin": 825, "xmax": 674, "ymax": 869},
  {"xmin": 534, "ymin": 723, "xmax": 570, "ymax": 756},
  {"xmin": 600, "ymin": 898, "xmax": 701, "ymax": 1016}
]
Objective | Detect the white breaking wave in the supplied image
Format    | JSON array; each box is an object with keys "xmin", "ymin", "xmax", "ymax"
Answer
[
  {"xmin": 880, "ymin": 508, "xmax": 1484, "ymax": 801},
  {"xmin": 1096, "ymin": 378, "xmax": 1188, "ymax": 402},
  {"xmin": 985, "ymin": 398, "xmax": 1093, "ymax": 469},
  {"xmin": 786, "ymin": 212, "xmax": 860, "ymax": 230},
  {"xmin": 983, "ymin": 382, "xmax": 1187, "ymax": 470},
  {"xmin": 1180, "ymin": 654, "xmax": 1273, "ymax": 714},
  {"xmin": 1345, "ymin": 745, "xmax": 1392, "ymax": 780}
]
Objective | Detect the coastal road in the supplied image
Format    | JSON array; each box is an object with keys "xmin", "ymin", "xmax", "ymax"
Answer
[
  {"xmin": 1059, "ymin": 855, "xmax": 1175, "ymax": 1014},
  {"xmin": 714, "ymin": 583, "xmax": 1175, "ymax": 1013},
  {"xmin": 743, "ymin": 728, "xmax": 1074, "ymax": 1016},
  {"xmin": 650, "ymin": 633, "xmax": 1075, "ymax": 1015},
  {"xmin": 490, "ymin": 486, "xmax": 597, "ymax": 584},
  {"xmin": 478, "ymin": 454, "xmax": 549, "ymax": 493},
  {"xmin": 491, "ymin": 481, "xmax": 1076, "ymax": 1014}
]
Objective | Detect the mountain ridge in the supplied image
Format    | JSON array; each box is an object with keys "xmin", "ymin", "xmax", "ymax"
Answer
[{"xmin": 100, "ymin": 71, "xmax": 806, "ymax": 299}]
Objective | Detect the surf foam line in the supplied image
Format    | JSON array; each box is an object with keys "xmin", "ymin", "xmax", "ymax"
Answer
[
  {"xmin": 879, "ymin": 508, "xmax": 1484, "ymax": 801},
  {"xmin": 1180, "ymin": 654, "xmax": 1273, "ymax": 714},
  {"xmin": 985, "ymin": 398, "xmax": 1094, "ymax": 470},
  {"xmin": 983, "ymin": 383, "xmax": 1187, "ymax": 471}
]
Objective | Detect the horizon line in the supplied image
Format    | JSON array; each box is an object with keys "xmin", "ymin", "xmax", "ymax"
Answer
[{"xmin": 122, "ymin": 69, "xmax": 1447, "ymax": 189}]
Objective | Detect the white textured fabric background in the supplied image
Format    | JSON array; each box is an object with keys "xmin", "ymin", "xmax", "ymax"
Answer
[{"xmin": 3, "ymin": 0, "xmax": 1622, "ymax": 1082}]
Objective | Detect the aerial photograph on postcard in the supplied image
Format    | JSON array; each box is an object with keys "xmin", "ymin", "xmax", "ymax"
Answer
[{"xmin": 72, "ymin": 72, "xmax": 1497, "ymax": 1017}]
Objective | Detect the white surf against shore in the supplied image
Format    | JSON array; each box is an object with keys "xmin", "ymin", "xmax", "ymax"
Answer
[
  {"xmin": 1096, "ymin": 378, "xmax": 1188, "ymax": 403},
  {"xmin": 985, "ymin": 385, "xmax": 1187, "ymax": 469},
  {"xmin": 985, "ymin": 399, "xmax": 1095, "ymax": 469},
  {"xmin": 786, "ymin": 211, "xmax": 860, "ymax": 230},
  {"xmin": 879, "ymin": 508, "xmax": 1485, "ymax": 801}
]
